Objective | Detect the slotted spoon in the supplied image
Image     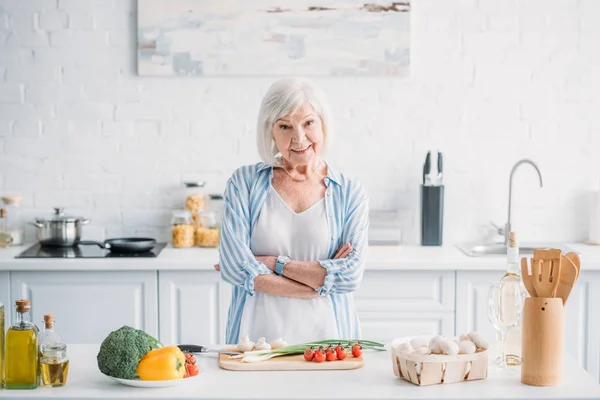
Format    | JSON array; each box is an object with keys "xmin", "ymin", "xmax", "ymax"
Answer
[{"xmin": 531, "ymin": 249, "xmax": 562, "ymax": 298}]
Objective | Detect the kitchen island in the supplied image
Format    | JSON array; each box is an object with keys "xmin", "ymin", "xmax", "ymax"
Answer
[
  {"xmin": 0, "ymin": 345, "xmax": 599, "ymax": 400},
  {"xmin": 1, "ymin": 243, "xmax": 600, "ymax": 382}
]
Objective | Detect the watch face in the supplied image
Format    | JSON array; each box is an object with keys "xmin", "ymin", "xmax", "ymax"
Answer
[{"xmin": 278, "ymin": 255, "xmax": 291, "ymax": 264}]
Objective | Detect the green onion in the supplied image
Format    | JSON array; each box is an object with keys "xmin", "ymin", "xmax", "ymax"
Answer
[{"xmin": 231, "ymin": 339, "xmax": 386, "ymax": 363}]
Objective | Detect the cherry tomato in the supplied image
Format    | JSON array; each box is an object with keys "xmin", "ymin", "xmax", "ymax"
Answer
[
  {"xmin": 335, "ymin": 346, "xmax": 347, "ymax": 360},
  {"xmin": 313, "ymin": 349, "xmax": 326, "ymax": 363},
  {"xmin": 185, "ymin": 353, "xmax": 192, "ymax": 361},
  {"xmin": 188, "ymin": 355, "xmax": 196, "ymax": 364},
  {"xmin": 325, "ymin": 348, "xmax": 336, "ymax": 361},
  {"xmin": 304, "ymin": 348, "xmax": 315, "ymax": 362},
  {"xmin": 352, "ymin": 344, "xmax": 362, "ymax": 358},
  {"xmin": 186, "ymin": 363, "xmax": 200, "ymax": 377}
]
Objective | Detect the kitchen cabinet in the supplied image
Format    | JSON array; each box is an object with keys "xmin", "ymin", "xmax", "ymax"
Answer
[
  {"xmin": 10, "ymin": 271, "xmax": 158, "ymax": 344},
  {"xmin": 158, "ymin": 271, "xmax": 231, "ymax": 345},
  {"xmin": 355, "ymin": 270, "xmax": 455, "ymax": 341},
  {"xmin": 456, "ymin": 270, "xmax": 600, "ymax": 382}
]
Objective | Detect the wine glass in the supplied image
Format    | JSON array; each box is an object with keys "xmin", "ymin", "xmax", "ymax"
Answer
[{"xmin": 487, "ymin": 281, "xmax": 523, "ymax": 375}]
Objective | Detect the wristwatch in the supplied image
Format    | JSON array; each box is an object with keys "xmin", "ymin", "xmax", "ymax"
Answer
[{"xmin": 275, "ymin": 255, "xmax": 291, "ymax": 276}]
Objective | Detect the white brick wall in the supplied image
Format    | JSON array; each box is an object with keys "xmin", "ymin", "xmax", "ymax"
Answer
[{"xmin": 1, "ymin": 0, "xmax": 599, "ymax": 244}]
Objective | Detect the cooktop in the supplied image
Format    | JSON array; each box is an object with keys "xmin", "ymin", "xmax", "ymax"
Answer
[{"xmin": 16, "ymin": 243, "xmax": 167, "ymax": 259}]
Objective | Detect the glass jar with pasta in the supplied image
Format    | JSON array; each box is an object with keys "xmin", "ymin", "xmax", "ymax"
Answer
[
  {"xmin": 171, "ymin": 210, "xmax": 194, "ymax": 248},
  {"xmin": 195, "ymin": 211, "xmax": 220, "ymax": 248},
  {"xmin": 183, "ymin": 181, "xmax": 206, "ymax": 226}
]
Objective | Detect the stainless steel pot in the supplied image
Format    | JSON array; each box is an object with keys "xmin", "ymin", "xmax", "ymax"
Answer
[{"xmin": 32, "ymin": 207, "xmax": 91, "ymax": 247}]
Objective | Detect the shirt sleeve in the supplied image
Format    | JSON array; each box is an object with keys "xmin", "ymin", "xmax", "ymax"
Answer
[
  {"xmin": 218, "ymin": 169, "xmax": 272, "ymax": 295},
  {"xmin": 317, "ymin": 182, "xmax": 369, "ymax": 296}
]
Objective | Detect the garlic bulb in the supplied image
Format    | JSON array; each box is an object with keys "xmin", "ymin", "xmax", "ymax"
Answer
[
  {"xmin": 269, "ymin": 337, "xmax": 287, "ymax": 349},
  {"xmin": 459, "ymin": 334, "xmax": 469, "ymax": 341},
  {"xmin": 440, "ymin": 339, "xmax": 459, "ymax": 355},
  {"xmin": 457, "ymin": 340, "xmax": 476, "ymax": 354},
  {"xmin": 429, "ymin": 335, "xmax": 445, "ymax": 354},
  {"xmin": 467, "ymin": 331, "xmax": 489, "ymax": 350},
  {"xmin": 254, "ymin": 337, "xmax": 271, "ymax": 351},
  {"xmin": 410, "ymin": 336, "xmax": 429, "ymax": 350},
  {"xmin": 237, "ymin": 334, "xmax": 255, "ymax": 352}
]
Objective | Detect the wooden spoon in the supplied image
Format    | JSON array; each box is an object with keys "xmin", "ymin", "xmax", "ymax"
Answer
[
  {"xmin": 531, "ymin": 249, "xmax": 562, "ymax": 298},
  {"xmin": 565, "ymin": 252, "xmax": 581, "ymax": 279},
  {"xmin": 520, "ymin": 257, "xmax": 537, "ymax": 297},
  {"xmin": 555, "ymin": 255, "xmax": 578, "ymax": 306}
]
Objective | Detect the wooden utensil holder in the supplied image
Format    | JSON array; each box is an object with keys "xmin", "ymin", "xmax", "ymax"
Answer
[{"xmin": 521, "ymin": 297, "xmax": 564, "ymax": 386}]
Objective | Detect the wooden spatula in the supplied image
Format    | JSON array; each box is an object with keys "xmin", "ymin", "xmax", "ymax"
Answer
[
  {"xmin": 555, "ymin": 255, "xmax": 578, "ymax": 305},
  {"xmin": 531, "ymin": 249, "xmax": 562, "ymax": 298},
  {"xmin": 565, "ymin": 252, "xmax": 581, "ymax": 279},
  {"xmin": 521, "ymin": 257, "xmax": 537, "ymax": 297}
]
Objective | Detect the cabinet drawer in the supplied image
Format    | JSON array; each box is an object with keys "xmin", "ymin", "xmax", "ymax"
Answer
[
  {"xmin": 355, "ymin": 270, "xmax": 455, "ymax": 312},
  {"xmin": 358, "ymin": 311, "xmax": 455, "ymax": 343},
  {"xmin": 11, "ymin": 271, "xmax": 158, "ymax": 344}
]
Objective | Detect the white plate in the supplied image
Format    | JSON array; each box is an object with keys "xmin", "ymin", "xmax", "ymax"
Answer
[{"xmin": 105, "ymin": 371, "xmax": 201, "ymax": 388}]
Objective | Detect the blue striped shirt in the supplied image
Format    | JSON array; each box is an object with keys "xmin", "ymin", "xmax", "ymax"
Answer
[{"xmin": 218, "ymin": 162, "xmax": 370, "ymax": 344}]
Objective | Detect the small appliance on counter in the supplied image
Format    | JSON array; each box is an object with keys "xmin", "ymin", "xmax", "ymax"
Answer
[{"xmin": 420, "ymin": 151, "xmax": 444, "ymax": 246}]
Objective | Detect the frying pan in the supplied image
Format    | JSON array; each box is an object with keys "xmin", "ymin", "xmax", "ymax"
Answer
[{"xmin": 79, "ymin": 238, "xmax": 156, "ymax": 254}]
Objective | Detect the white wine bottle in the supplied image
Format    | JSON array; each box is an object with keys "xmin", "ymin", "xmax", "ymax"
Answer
[{"xmin": 499, "ymin": 232, "xmax": 528, "ymax": 366}]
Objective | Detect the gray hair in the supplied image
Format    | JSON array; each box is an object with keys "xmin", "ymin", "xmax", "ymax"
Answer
[{"xmin": 256, "ymin": 77, "xmax": 335, "ymax": 166}]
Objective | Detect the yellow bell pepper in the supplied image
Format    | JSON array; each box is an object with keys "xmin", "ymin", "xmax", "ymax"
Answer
[{"xmin": 136, "ymin": 346, "xmax": 187, "ymax": 381}]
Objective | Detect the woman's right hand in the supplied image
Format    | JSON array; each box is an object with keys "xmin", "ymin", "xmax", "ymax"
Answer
[{"xmin": 334, "ymin": 242, "xmax": 353, "ymax": 259}]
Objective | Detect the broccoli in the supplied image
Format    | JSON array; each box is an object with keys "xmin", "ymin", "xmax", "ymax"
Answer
[{"xmin": 97, "ymin": 325, "xmax": 162, "ymax": 379}]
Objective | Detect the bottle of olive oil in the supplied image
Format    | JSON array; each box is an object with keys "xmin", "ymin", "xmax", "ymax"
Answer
[
  {"xmin": 5, "ymin": 299, "xmax": 39, "ymax": 389},
  {"xmin": 39, "ymin": 314, "xmax": 69, "ymax": 388},
  {"xmin": 499, "ymin": 232, "xmax": 528, "ymax": 366},
  {"xmin": 0, "ymin": 300, "xmax": 5, "ymax": 389}
]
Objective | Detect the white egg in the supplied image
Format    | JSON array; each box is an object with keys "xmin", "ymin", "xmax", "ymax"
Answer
[
  {"xmin": 440, "ymin": 339, "xmax": 460, "ymax": 355},
  {"xmin": 457, "ymin": 340, "xmax": 477, "ymax": 354}
]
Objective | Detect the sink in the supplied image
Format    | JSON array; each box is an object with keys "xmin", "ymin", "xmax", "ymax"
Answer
[{"xmin": 456, "ymin": 242, "xmax": 575, "ymax": 257}]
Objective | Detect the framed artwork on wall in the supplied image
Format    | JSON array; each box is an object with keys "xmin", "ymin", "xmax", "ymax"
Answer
[{"xmin": 137, "ymin": 0, "xmax": 410, "ymax": 76}]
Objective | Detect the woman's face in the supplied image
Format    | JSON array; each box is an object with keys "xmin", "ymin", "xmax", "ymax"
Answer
[{"xmin": 272, "ymin": 103, "xmax": 324, "ymax": 166}]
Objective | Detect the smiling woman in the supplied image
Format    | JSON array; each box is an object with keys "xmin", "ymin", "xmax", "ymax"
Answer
[{"xmin": 217, "ymin": 77, "xmax": 370, "ymax": 345}]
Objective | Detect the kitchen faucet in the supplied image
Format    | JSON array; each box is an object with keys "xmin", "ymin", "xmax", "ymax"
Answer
[{"xmin": 501, "ymin": 159, "xmax": 544, "ymax": 246}]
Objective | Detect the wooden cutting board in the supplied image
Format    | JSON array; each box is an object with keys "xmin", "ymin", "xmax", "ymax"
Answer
[{"xmin": 218, "ymin": 350, "xmax": 364, "ymax": 371}]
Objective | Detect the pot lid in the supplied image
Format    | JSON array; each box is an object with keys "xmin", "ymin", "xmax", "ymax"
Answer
[{"xmin": 35, "ymin": 207, "xmax": 86, "ymax": 223}]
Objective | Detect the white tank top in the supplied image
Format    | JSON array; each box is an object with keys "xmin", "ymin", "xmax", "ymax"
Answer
[{"xmin": 238, "ymin": 189, "xmax": 339, "ymax": 344}]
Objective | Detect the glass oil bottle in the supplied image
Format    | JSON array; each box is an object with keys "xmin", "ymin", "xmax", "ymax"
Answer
[
  {"xmin": 0, "ymin": 300, "xmax": 5, "ymax": 389},
  {"xmin": 5, "ymin": 299, "xmax": 39, "ymax": 389},
  {"xmin": 39, "ymin": 314, "xmax": 69, "ymax": 387}
]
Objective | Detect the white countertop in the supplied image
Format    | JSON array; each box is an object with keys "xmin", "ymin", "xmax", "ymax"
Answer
[
  {"xmin": 0, "ymin": 344, "xmax": 598, "ymax": 399},
  {"xmin": 1, "ymin": 243, "xmax": 600, "ymax": 271}
]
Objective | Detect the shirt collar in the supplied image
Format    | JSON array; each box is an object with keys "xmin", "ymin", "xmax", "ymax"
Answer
[{"xmin": 257, "ymin": 161, "xmax": 342, "ymax": 186}]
